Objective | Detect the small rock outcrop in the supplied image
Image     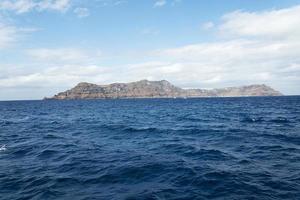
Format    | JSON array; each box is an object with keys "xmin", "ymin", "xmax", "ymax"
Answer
[{"xmin": 46, "ymin": 80, "xmax": 283, "ymax": 100}]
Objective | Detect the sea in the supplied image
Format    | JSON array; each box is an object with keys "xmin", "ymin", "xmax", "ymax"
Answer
[{"xmin": 0, "ymin": 96, "xmax": 299, "ymax": 200}]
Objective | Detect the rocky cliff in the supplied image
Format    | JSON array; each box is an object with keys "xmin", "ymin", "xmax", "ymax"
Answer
[{"xmin": 46, "ymin": 80, "xmax": 283, "ymax": 100}]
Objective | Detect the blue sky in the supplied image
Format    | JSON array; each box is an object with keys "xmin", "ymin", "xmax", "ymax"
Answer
[{"xmin": 1, "ymin": 0, "xmax": 300, "ymax": 100}]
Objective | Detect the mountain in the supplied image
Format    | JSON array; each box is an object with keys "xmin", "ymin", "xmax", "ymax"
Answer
[{"xmin": 46, "ymin": 80, "xmax": 283, "ymax": 100}]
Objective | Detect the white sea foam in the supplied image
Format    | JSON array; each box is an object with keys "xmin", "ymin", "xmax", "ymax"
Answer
[{"xmin": 0, "ymin": 145, "xmax": 6, "ymax": 151}]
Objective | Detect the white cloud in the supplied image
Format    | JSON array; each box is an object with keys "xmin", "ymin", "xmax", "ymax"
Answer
[
  {"xmin": 153, "ymin": 38, "xmax": 300, "ymax": 90},
  {"xmin": 26, "ymin": 48, "xmax": 100, "ymax": 63},
  {"xmin": 113, "ymin": 1, "xmax": 127, "ymax": 6},
  {"xmin": 171, "ymin": 0, "xmax": 181, "ymax": 6},
  {"xmin": 95, "ymin": 0, "xmax": 127, "ymax": 7},
  {"xmin": 0, "ymin": 65, "xmax": 110, "ymax": 88},
  {"xmin": 279, "ymin": 63, "xmax": 300, "ymax": 73},
  {"xmin": 0, "ymin": 0, "xmax": 71, "ymax": 14},
  {"xmin": 157, "ymin": 39, "xmax": 300, "ymax": 62},
  {"xmin": 141, "ymin": 28, "xmax": 160, "ymax": 35},
  {"xmin": 202, "ymin": 21, "xmax": 214, "ymax": 30},
  {"xmin": 74, "ymin": 7, "xmax": 89, "ymax": 18},
  {"xmin": 219, "ymin": 5, "xmax": 300, "ymax": 39},
  {"xmin": 154, "ymin": 0, "xmax": 166, "ymax": 8},
  {"xmin": 0, "ymin": 18, "xmax": 37, "ymax": 49},
  {"xmin": 0, "ymin": 23, "xmax": 17, "ymax": 48}
]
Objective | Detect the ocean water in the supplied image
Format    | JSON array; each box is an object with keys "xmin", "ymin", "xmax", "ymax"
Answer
[{"xmin": 0, "ymin": 96, "xmax": 300, "ymax": 200}]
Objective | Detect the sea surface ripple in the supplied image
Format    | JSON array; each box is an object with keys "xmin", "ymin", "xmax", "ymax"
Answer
[{"xmin": 0, "ymin": 96, "xmax": 300, "ymax": 199}]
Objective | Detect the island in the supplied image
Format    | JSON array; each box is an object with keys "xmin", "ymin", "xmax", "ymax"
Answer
[{"xmin": 45, "ymin": 80, "xmax": 283, "ymax": 100}]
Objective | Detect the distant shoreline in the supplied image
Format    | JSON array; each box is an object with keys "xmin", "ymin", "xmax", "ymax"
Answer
[
  {"xmin": 2, "ymin": 95, "xmax": 299, "ymax": 103},
  {"xmin": 46, "ymin": 80, "xmax": 283, "ymax": 100},
  {"xmin": 44, "ymin": 95, "xmax": 285, "ymax": 100}
]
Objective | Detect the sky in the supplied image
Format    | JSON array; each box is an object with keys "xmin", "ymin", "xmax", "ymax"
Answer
[{"xmin": 0, "ymin": 0, "xmax": 300, "ymax": 100}]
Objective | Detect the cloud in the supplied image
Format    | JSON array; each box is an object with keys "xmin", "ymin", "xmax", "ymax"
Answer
[
  {"xmin": 153, "ymin": 39, "xmax": 300, "ymax": 90},
  {"xmin": 26, "ymin": 48, "xmax": 102, "ymax": 63},
  {"xmin": 0, "ymin": 22, "xmax": 17, "ymax": 48},
  {"xmin": 0, "ymin": 0, "xmax": 71, "ymax": 14},
  {"xmin": 141, "ymin": 28, "xmax": 160, "ymax": 36},
  {"xmin": 171, "ymin": 0, "xmax": 181, "ymax": 6},
  {"xmin": 154, "ymin": 0, "xmax": 166, "ymax": 8},
  {"xmin": 74, "ymin": 7, "xmax": 90, "ymax": 18},
  {"xmin": 113, "ymin": 1, "xmax": 127, "ymax": 6},
  {"xmin": 0, "ymin": 18, "xmax": 37, "ymax": 49},
  {"xmin": 0, "ymin": 65, "xmax": 111, "ymax": 88},
  {"xmin": 95, "ymin": 0, "xmax": 127, "ymax": 7},
  {"xmin": 219, "ymin": 5, "xmax": 300, "ymax": 39},
  {"xmin": 157, "ymin": 39, "xmax": 300, "ymax": 62},
  {"xmin": 202, "ymin": 21, "xmax": 214, "ymax": 30}
]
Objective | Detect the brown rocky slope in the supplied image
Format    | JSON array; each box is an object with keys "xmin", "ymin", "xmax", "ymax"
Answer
[{"xmin": 46, "ymin": 80, "xmax": 283, "ymax": 100}]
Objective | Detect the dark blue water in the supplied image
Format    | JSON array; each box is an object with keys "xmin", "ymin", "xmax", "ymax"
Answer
[{"xmin": 0, "ymin": 96, "xmax": 300, "ymax": 200}]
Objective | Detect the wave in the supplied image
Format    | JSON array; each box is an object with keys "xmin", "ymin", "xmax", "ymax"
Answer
[
  {"xmin": 43, "ymin": 134, "xmax": 63, "ymax": 139},
  {"xmin": 97, "ymin": 124, "xmax": 163, "ymax": 133},
  {"xmin": 241, "ymin": 116, "xmax": 293, "ymax": 125},
  {"xmin": 122, "ymin": 126, "xmax": 160, "ymax": 133},
  {"xmin": 0, "ymin": 145, "xmax": 6, "ymax": 151},
  {"xmin": 270, "ymin": 117, "xmax": 291, "ymax": 123},
  {"xmin": 37, "ymin": 149, "xmax": 59, "ymax": 159},
  {"xmin": 83, "ymin": 162, "xmax": 169, "ymax": 185},
  {"xmin": 241, "ymin": 116, "xmax": 264, "ymax": 123},
  {"xmin": 177, "ymin": 115, "xmax": 203, "ymax": 122},
  {"xmin": 0, "ymin": 116, "xmax": 31, "ymax": 125},
  {"xmin": 255, "ymin": 145, "xmax": 300, "ymax": 152},
  {"xmin": 259, "ymin": 133, "xmax": 300, "ymax": 145},
  {"xmin": 184, "ymin": 148, "xmax": 235, "ymax": 161}
]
